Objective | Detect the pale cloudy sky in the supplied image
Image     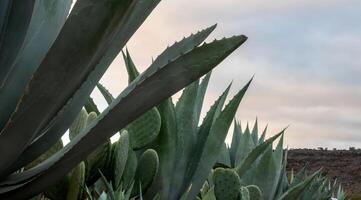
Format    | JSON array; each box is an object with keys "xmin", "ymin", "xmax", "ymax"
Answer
[{"xmin": 92, "ymin": 0, "xmax": 361, "ymax": 149}]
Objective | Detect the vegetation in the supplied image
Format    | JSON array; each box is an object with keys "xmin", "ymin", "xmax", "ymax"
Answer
[
  {"xmin": 0, "ymin": 0, "xmax": 347, "ymax": 199},
  {"xmin": 0, "ymin": 0, "xmax": 246, "ymax": 199}
]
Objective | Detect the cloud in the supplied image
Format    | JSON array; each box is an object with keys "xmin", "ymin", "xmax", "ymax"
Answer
[{"xmin": 95, "ymin": 0, "xmax": 361, "ymax": 148}]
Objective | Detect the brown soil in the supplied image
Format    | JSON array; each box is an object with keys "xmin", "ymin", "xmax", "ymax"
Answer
[{"xmin": 287, "ymin": 149, "xmax": 361, "ymax": 195}]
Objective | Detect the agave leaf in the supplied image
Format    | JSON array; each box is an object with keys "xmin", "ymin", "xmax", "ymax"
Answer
[
  {"xmin": 234, "ymin": 124, "xmax": 255, "ymax": 167},
  {"xmin": 202, "ymin": 187, "xmax": 216, "ymax": 200},
  {"xmin": 290, "ymin": 163, "xmax": 308, "ymax": 187},
  {"xmin": 251, "ymin": 119, "xmax": 258, "ymax": 145},
  {"xmin": 230, "ymin": 120, "xmax": 242, "ymax": 167},
  {"xmin": 150, "ymin": 24, "xmax": 217, "ymax": 72},
  {"xmin": 0, "ymin": 0, "xmax": 136, "ymax": 175},
  {"xmin": 274, "ymin": 150, "xmax": 290, "ymax": 198},
  {"xmin": 0, "ymin": 0, "xmax": 35, "ymax": 87},
  {"xmin": 99, "ymin": 170, "xmax": 115, "ymax": 200},
  {"xmin": 85, "ymin": 112, "xmax": 111, "ymax": 185},
  {"xmin": 123, "ymin": 49, "xmax": 140, "ymax": 83},
  {"xmin": 66, "ymin": 162, "xmax": 85, "ymax": 200},
  {"xmin": 235, "ymin": 131, "xmax": 284, "ymax": 177},
  {"xmin": 171, "ymin": 80, "xmax": 200, "ymax": 194},
  {"xmin": 238, "ymin": 134, "xmax": 283, "ymax": 200},
  {"xmin": 6, "ymin": 0, "xmax": 160, "ymax": 175},
  {"xmin": 0, "ymin": 35, "xmax": 247, "ymax": 199},
  {"xmin": 194, "ymin": 72, "xmax": 212, "ymax": 123},
  {"xmin": 186, "ymin": 78, "xmax": 252, "ymax": 200},
  {"xmin": 258, "ymin": 125, "xmax": 267, "ymax": 143},
  {"xmin": 122, "ymin": 50, "xmax": 161, "ymax": 149},
  {"xmin": 180, "ymin": 83, "xmax": 232, "ymax": 197},
  {"xmin": 216, "ymin": 143, "xmax": 231, "ymax": 167},
  {"xmin": 278, "ymin": 170, "xmax": 321, "ymax": 200},
  {"xmin": 0, "ymin": 0, "xmax": 11, "ymax": 34},
  {"xmin": 154, "ymin": 99, "xmax": 177, "ymax": 200},
  {"xmin": 97, "ymin": 83, "xmax": 115, "ymax": 105},
  {"xmin": 169, "ymin": 83, "xmax": 230, "ymax": 199},
  {"xmin": 0, "ymin": 0, "xmax": 72, "ymax": 130},
  {"xmin": 128, "ymin": 24, "xmax": 216, "ymax": 198}
]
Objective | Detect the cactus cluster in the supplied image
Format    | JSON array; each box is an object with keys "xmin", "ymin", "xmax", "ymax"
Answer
[{"xmin": 200, "ymin": 120, "xmax": 346, "ymax": 200}]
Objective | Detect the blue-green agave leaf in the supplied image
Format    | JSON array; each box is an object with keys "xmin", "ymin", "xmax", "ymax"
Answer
[{"xmin": 186, "ymin": 78, "xmax": 252, "ymax": 200}]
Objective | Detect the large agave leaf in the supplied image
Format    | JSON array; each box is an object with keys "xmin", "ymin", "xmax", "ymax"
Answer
[
  {"xmin": 97, "ymin": 83, "xmax": 115, "ymax": 104},
  {"xmin": 0, "ymin": 0, "xmax": 11, "ymax": 34},
  {"xmin": 169, "ymin": 83, "xmax": 231, "ymax": 199},
  {"xmin": 239, "ymin": 133, "xmax": 284, "ymax": 200},
  {"xmin": 154, "ymin": 99, "xmax": 177, "ymax": 200},
  {"xmin": 216, "ymin": 143, "xmax": 231, "ymax": 167},
  {"xmin": 66, "ymin": 162, "xmax": 86, "ymax": 200},
  {"xmin": 123, "ymin": 49, "xmax": 140, "ymax": 83},
  {"xmin": 230, "ymin": 120, "xmax": 242, "ymax": 167},
  {"xmin": 0, "ymin": 0, "xmax": 72, "ymax": 130},
  {"xmin": 186, "ymin": 79, "xmax": 252, "ymax": 200},
  {"xmin": 0, "ymin": 35, "xmax": 248, "ymax": 199},
  {"xmin": 278, "ymin": 170, "xmax": 321, "ymax": 200},
  {"xmin": 171, "ymin": 81, "xmax": 200, "ymax": 194},
  {"xmin": 0, "ymin": 0, "xmax": 35, "ymax": 86},
  {"xmin": 0, "ymin": 0, "xmax": 135, "ymax": 175},
  {"xmin": 235, "ymin": 131, "xmax": 284, "ymax": 177},
  {"xmin": 5, "ymin": 0, "xmax": 160, "ymax": 175},
  {"xmin": 251, "ymin": 119, "xmax": 258, "ymax": 145},
  {"xmin": 234, "ymin": 124, "xmax": 255, "ymax": 166},
  {"xmin": 258, "ymin": 125, "xmax": 267, "ymax": 143},
  {"xmin": 194, "ymin": 72, "xmax": 212, "ymax": 124}
]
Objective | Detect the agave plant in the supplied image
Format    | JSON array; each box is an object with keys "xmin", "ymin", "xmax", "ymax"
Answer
[
  {"xmin": 0, "ymin": 0, "xmax": 248, "ymax": 199},
  {"xmin": 203, "ymin": 120, "xmax": 346, "ymax": 200},
  {"xmin": 89, "ymin": 48, "xmax": 253, "ymax": 200}
]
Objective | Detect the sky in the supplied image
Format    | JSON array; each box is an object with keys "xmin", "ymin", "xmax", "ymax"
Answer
[{"xmin": 91, "ymin": 0, "xmax": 361, "ymax": 149}]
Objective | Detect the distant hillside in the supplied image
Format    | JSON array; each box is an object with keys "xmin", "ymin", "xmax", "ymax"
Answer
[{"xmin": 287, "ymin": 149, "xmax": 361, "ymax": 195}]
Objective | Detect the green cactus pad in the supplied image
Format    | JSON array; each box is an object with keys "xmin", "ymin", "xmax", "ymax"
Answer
[
  {"xmin": 240, "ymin": 187, "xmax": 250, "ymax": 200},
  {"xmin": 213, "ymin": 168, "xmax": 241, "ymax": 200},
  {"xmin": 69, "ymin": 108, "xmax": 88, "ymax": 140},
  {"xmin": 114, "ymin": 130, "xmax": 130, "ymax": 189},
  {"xmin": 246, "ymin": 185, "xmax": 262, "ymax": 200},
  {"xmin": 133, "ymin": 149, "xmax": 159, "ymax": 195},
  {"xmin": 126, "ymin": 108, "xmax": 161, "ymax": 149},
  {"xmin": 121, "ymin": 148, "xmax": 138, "ymax": 190}
]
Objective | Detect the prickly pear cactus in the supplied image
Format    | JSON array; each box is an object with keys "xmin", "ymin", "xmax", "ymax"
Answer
[
  {"xmin": 246, "ymin": 185, "xmax": 262, "ymax": 200},
  {"xmin": 133, "ymin": 149, "xmax": 159, "ymax": 195},
  {"xmin": 213, "ymin": 168, "xmax": 241, "ymax": 200},
  {"xmin": 114, "ymin": 130, "xmax": 130, "ymax": 189},
  {"xmin": 240, "ymin": 187, "xmax": 250, "ymax": 200},
  {"xmin": 69, "ymin": 108, "xmax": 88, "ymax": 140},
  {"xmin": 121, "ymin": 147, "xmax": 138, "ymax": 190},
  {"xmin": 126, "ymin": 108, "xmax": 161, "ymax": 149},
  {"xmin": 66, "ymin": 162, "xmax": 85, "ymax": 200}
]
